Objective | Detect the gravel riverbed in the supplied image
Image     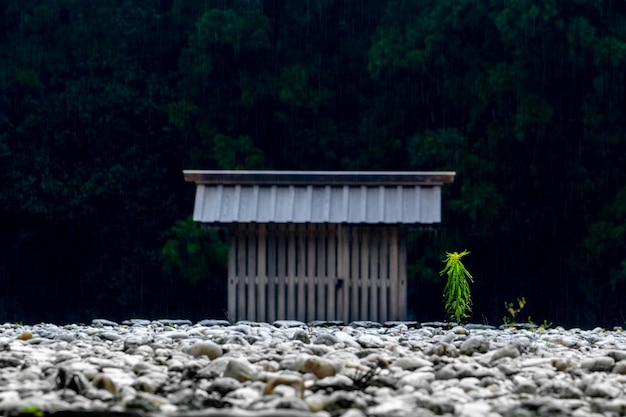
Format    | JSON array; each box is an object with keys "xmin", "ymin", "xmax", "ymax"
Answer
[{"xmin": 1, "ymin": 319, "xmax": 626, "ymax": 417}]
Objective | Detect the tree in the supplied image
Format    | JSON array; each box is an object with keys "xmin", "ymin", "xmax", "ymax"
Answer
[{"xmin": 369, "ymin": 0, "xmax": 626, "ymax": 326}]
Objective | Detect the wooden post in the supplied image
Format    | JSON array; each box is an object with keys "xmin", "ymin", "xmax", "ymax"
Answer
[
  {"xmin": 316, "ymin": 224, "xmax": 326, "ymax": 319},
  {"xmin": 389, "ymin": 226, "xmax": 399, "ymax": 321},
  {"xmin": 287, "ymin": 224, "xmax": 297, "ymax": 319},
  {"xmin": 379, "ymin": 228, "xmax": 389, "ymax": 322},
  {"xmin": 306, "ymin": 224, "xmax": 316, "ymax": 322},
  {"xmin": 237, "ymin": 225, "xmax": 247, "ymax": 321},
  {"xmin": 277, "ymin": 224, "xmax": 287, "ymax": 320},
  {"xmin": 360, "ymin": 227, "xmax": 370, "ymax": 319},
  {"xmin": 398, "ymin": 227, "xmax": 407, "ymax": 320},
  {"xmin": 326, "ymin": 224, "xmax": 336, "ymax": 320},
  {"xmin": 266, "ymin": 226, "xmax": 276, "ymax": 323},
  {"xmin": 338, "ymin": 225, "xmax": 349, "ymax": 323},
  {"xmin": 257, "ymin": 224, "xmax": 267, "ymax": 322},
  {"xmin": 350, "ymin": 226, "xmax": 360, "ymax": 322},
  {"xmin": 297, "ymin": 224, "xmax": 307, "ymax": 322},
  {"xmin": 228, "ymin": 226, "xmax": 237, "ymax": 323},
  {"xmin": 246, "ymin": 224, "xmax": 257, "ymax": 321},
  {"xmin": 370, "ymin": 227, "xmax": 380, "ymax": 322}
]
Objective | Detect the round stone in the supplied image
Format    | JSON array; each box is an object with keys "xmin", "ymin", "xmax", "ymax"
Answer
[{"xmin": 185, "ymin": 341, "xmax": 223, "ymax": 360}]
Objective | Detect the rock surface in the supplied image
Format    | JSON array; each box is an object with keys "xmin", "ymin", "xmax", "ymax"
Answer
[{"xmin": 0, "ymin": 320, "xmax": 625, "ymax": 416}]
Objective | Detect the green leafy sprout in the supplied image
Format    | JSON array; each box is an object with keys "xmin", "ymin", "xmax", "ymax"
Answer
[
  {"xmin": 440, "ymin": 250, "xmax": 474, "ymax": 324},
  {"xmin": 19, "ymin": 405, "xmax": 44, "ymax": 417}
]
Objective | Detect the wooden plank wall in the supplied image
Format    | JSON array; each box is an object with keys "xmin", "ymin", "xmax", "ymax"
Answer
[{"xmin": 227, "ymin": 223, "xmax": 407, "ymax": 323}]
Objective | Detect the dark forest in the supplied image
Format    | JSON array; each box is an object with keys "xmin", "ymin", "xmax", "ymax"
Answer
[{"xmin": 1, "ymin": 0, "xmax": 626, "ymax": 328}]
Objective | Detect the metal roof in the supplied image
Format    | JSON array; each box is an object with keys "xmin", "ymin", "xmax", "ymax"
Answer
[
  {"xmin": 183, "ymin": 171, "xmax": 455, "ymax": 224},
  {"xmin": 183, "ymin": 170, "xmax": 455, "ymax": 186}
]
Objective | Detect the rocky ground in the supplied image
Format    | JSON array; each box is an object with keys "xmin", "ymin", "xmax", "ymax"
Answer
[{"xmin": 1, "ymin": 319, "xmax": 626, "ymax": 417}]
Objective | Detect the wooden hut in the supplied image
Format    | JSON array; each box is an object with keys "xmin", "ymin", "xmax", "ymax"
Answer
[{"xmin": 183, "ymin": 170, "xmax": 455, "ymax": 323}]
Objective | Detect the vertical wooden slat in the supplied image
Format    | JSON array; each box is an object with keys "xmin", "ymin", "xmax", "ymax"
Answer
[
  {"xmin": 370, "ymin": 228, "xmax": 380, "ymax": 323},
  {"xmin": 297, "ymin": 225, "xmax": 307, "ymax": 321},
  {"xmin": 379, "ymin": 228, "xmax": 389, "ymax": 322},
  {"xmin": 360, "ymin": 227, "xmax": 370, "ymax": 320},
  {"xmin": 228, "ymin": 227, "xmax": 237, "ymax": 323},
  {"xmin": 306, "ymin": 224, "xmax": 316, "ymax": 322},
  {"xmin": 326, "ymin": 224, "xmax": 336, "ymax": 320},
  {"xmin": 237, "ymin": 225, "xmax": 247, "ymax": 321},
  {"xmin": 287, "ymin": 224, "xmax": 297, "ymax": 319},
  {"xmin": 246, "ymin": 224, "xmax": 257, "ymax": 322},
  {"xmin": 350, "ymin": 226, "xmax": 360, "ymax": 322},
  {"xmin": 398, "ymin": 228, "xmax": 407, "ymax": 320},
  {"xmin": 338, "ymin": 225, "xmax": 349, "ymax": 323},
  {"xmin": 316, "ymin": 224, "xmax": 326, "ymax": 319},
  {"xmin": 257, "ymin": 224, "xmax": 267, "ymax": 322},
  {"xmin": 277, "ymin": 224, "xmax": 287, "ymax": 320},
  {"xmin": 266, "ymin": 226, "xmax": 276, "ymax": 323},
  {"xmin": 389, "ymin": 226, "xmax": 399, "ymax": 321}
]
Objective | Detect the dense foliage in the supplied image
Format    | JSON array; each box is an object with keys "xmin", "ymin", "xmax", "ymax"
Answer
[{"xmin": 1, "ymin": 0, "xmax": 625, "ymax": 327}]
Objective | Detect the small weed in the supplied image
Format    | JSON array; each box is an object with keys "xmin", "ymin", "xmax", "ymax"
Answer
[
  {"xmin": 19, "ymin": 405, "xmax": 44, "ymax": 417},
  {"xmin": 529, "ymin": 317, "xmax": 553, "ymax": 330},
  {"xmin": 504, "ymin": 296, "xmax": 526, "ymax": 324},
  {"xmin": 440, "ymin": 250, "xmax": 474, "ymax": 325},
  {"xmin": 502, "ymin": 296, "xmax": 526, "ymax": 327},
  {"xmin": 503, "ymin": 298, "xmax": 553, "ymax": 330}
]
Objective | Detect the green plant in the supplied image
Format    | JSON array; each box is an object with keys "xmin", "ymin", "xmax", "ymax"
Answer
[
  {"xmin": 503, "ymin": 298, "xmax": 554, "ymax": 330},
  {"xmin": 440, "ymin": 250, "xmax": 474, "ymax": 324},
  {"xmin": 527, "ymin": 316, "xmax": 553, "ymax": 331},
  {"xmin": 503, "ymin": 296, "xmax": 526, "ymax": 327},
  {"xmin": 19, "ymin": 405, "xmax": 44, "ymax": 417}
]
